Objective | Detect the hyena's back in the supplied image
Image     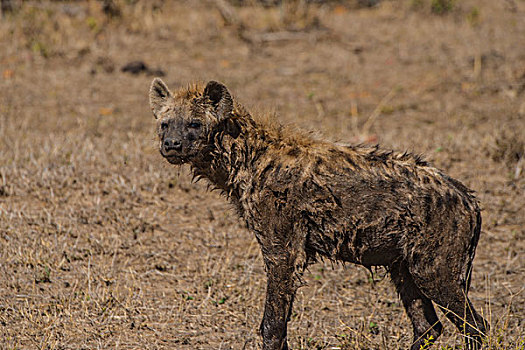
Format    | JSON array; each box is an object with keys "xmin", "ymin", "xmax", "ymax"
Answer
[{"xmin": 246, "ymin": 142, "xmax": 480, "ymax": 285}]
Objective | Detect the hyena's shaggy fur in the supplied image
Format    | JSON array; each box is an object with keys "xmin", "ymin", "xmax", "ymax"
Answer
[{"xmin": 149, "ymin": 79, "xmax": 488, "ymax": 350}]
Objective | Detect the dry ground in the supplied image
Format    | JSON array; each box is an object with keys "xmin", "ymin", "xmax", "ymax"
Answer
[{"xmin": 0, "ymin": 0, "xmax": 524, "ymax": 349}]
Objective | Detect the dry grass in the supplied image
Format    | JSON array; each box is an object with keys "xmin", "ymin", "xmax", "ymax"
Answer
[{"xmin": 0, "ymin": 0, "xmax": 524, "ymax": 349}]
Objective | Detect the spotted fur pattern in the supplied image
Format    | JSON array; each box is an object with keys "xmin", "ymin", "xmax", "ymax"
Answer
[{"xmin": 149, "ymin": 79, "xmax": 488, "ymax": 350}]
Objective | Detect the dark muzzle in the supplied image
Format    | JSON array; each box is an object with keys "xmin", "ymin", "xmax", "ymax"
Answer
[{"xmin": 163, "ymin": 138, "xmax": 182, "ymax": 152}]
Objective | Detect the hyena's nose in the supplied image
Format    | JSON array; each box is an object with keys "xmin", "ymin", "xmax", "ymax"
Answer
[{"xmin": 164, "ymin": 138, "xmax": 182, "ymax": 151}]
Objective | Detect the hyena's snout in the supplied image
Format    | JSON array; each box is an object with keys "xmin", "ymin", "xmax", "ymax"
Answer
[{"xmin": 163, "ymin": 138, "xmax": 182, "ymax": 153}]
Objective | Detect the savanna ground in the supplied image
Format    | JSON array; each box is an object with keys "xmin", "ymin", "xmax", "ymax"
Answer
[{"xmin": 0, "ymin": 0, "xmax": 524, "ymax": 349}]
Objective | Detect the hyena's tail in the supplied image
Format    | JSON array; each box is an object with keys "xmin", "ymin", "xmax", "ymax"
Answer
[{"xmin": 464, "ymin": 207, "xmax": 482, "ymax": 292}]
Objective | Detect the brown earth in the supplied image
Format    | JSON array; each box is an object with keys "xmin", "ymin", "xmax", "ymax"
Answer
[{"xmin": 0, "ymin": 1, "xmax": 524, "ymax": 349}]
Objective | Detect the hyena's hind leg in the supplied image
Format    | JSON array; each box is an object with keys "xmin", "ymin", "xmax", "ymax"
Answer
[
  {"xmin": 390, "ymin": 261, "xmax": 443, "ymax": 350},
  {"xmin": 432, "ymin": 286, "xmax": 488, "ymax": 350},
  {"xmin": 407, "ymin": 259, "xmax": 488, "ymax": 349}
]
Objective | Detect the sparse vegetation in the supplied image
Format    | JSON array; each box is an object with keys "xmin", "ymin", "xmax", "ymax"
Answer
[
  {"xmin": 0, "ymin": 0, "xmax": 523, "ymax": 349},
  {"xmin": 430, "ymin": 0, "xmax": 456, "ymax": 14},
  {"xmin": 410, "ymin": 0, "xmax": 458, "ymax": 14},
  {"xmin": 466, "ymin": 6, "xmax": 481, "ymax": 26}
]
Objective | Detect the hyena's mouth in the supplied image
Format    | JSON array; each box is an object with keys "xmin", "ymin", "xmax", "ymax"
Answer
[{"xmin": 160, "ymin": 150, "xmax": 194, "ymax": 165}]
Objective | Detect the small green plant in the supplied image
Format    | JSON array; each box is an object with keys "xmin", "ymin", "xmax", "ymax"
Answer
[
  {"xmin": 35, "ymin": 265, "xmax": 51, "ymax": 283},
  {"xmin": 418, "ymin": 335, "xmax": 434, "ymax": 349},
  {"xmin": 86, "ymin": 16, "xmax": 98, "ymax": 32},
  {"xmin": 467, "ymin": 7, "xmax": 480, "ymax": 26},
  {"xmin": 431, "ymin": 0, "xmax": 456, "ymax": 14},
  {"xmin": 368, "ymin": 321, "xmax": 379, "ymax": 334},
  {"xmin": 31, "ymin": 40, "xmax": 48, "ymax": 58},
  {"xmin": 380, "ymin": 105, "xmax": 395, "ymax": 115},
  {"xmin": 182, "ymin": 292, "xmax": 193, "ymax": 301}
]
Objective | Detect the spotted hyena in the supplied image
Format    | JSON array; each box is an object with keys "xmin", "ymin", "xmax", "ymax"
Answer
[{"xmin": 149, "ymin": 78, "xmax": 488, "ymax": 350}]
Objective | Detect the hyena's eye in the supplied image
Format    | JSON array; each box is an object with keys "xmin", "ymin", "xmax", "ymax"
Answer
[
  {"xmin": 160, "ymin": 121, "xmax": 168, "ymax": 130},
  {"xmin": 188, "ymin": 120, "xmax": 202, "ymax": 129}
]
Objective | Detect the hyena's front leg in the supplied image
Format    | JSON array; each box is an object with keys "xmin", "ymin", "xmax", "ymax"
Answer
[{"xmin": 259, "ymin": 254, "xmax": 298, "ymax": 350}]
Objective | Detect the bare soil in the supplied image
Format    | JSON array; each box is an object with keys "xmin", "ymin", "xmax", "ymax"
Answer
[{"xmin": 0, "ymin": 1, "xmax": 524, "ymax": 349}]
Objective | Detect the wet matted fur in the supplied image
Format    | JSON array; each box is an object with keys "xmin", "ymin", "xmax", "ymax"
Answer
[{"xmin": 149, "ymin": 78, "xmax": 488, "ymax": 350}]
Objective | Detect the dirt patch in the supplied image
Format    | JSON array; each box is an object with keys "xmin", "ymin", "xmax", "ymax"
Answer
[{"xmin": 0, "ymin": 1, "xmax": 524, "ymax": 349}]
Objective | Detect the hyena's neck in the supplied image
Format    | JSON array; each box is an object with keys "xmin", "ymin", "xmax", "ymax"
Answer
[{"xmin": 191, "ymin": 114, "xmax": 272, "ymax": 201}]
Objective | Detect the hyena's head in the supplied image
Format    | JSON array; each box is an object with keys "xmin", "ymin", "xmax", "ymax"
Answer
[{"xmin": 149, "ymin": 78, "xmax": 233, "ymax": 165}]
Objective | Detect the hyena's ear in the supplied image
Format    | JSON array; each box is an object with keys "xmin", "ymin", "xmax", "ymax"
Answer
[
  {"xmin": 149, "ymin": 78, "xmax": 171, "ymax": 119},
  {"xmin": 204, "ymin": 81, "xmax": 233, "ymax": 120}
]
